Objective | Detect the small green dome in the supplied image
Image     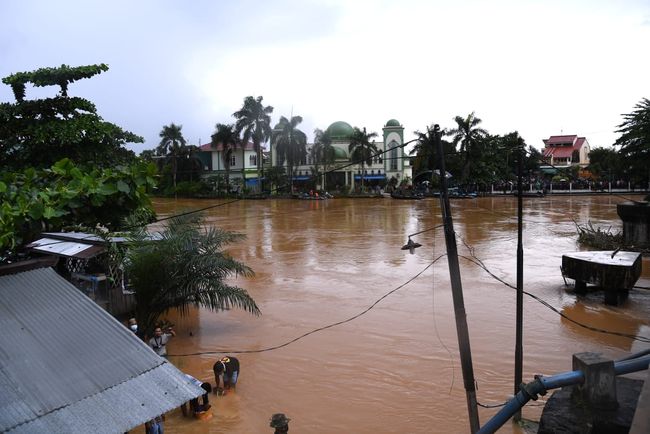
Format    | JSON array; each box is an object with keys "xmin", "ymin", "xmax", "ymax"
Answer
[
  {"xmin": 333, "ymin": 146, "xmax": 348, "ymax": 159},
  {"xmin": 327, "ymin": 121, "xmax": 354, "ymax": 139},
  {"xmin": 386, "ymin": 119, "xmax": 401, "ymax": 127}
]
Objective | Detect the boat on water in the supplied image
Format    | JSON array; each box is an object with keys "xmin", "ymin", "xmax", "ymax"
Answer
[
  {"xmin": 390, "ymin": 191, "xmax": 424, "ymax": 200},
  {"xmin": 294, "ymin": 192, "xmax": 332, "ymax": 200},
  {"xmin": 450, "ymin": 192, "xmax": 477, "ymax": 199},
  {"xmin": 513, "ymin": 191, "xmax": 546, "ymax": 198}
]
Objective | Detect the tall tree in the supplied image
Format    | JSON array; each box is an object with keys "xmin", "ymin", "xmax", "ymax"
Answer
[
  {"xmin": 311, "ymin": 128, "xmax": 335, "ymax": 190},
  {"xmin": 614, "ymin": 98, "xmax": 650, "ymax": 183},
  {"xmin": 448, "ymin": 112, "xmax": 488, "ymax": 182},
  {"xmin": 588, "ymin": 147, "xmax": 623, "ymax": 180},
  {"xmin": 233, "ymin": 96, "xmax": 273, "ymax": 192},
  {"xmin": 0, "ymin": 64, "xmax": 142, "ymax": 170},
  {"xmin": 0, "ymin": 158, "xmax": 157, "ymax": 258},
  {"xmin": 409, "ymin": 125, "xmax": 459, "ymax": 185},
  {"xmin": 211, "ymin": 123, "xmax": 239, "ymax": 194},
  {"xmin": 272, "ymin": 115, "xmax": 307, "ymax": 192},
  {"xmin": 157, "ymin": 123, "xmax": 187, "ymax": 191},
  {"xmin": 126, "ymin": 214, "xmax": 260, "ymax": 335},
  {"xmin": 348, "ymin": 127, "xmax": 378, "ymax": 191}
]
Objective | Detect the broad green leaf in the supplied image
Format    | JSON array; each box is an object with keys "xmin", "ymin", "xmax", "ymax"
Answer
[{"xmin": 117, "ymin": 180, "xmax": 130, "ymax": 193}]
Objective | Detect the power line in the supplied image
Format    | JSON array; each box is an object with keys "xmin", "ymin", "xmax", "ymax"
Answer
[
  {"xmin": 455, "ymin": 248, "xmax": 650, "ymax": 344},
  {"xmin": 167, "ymin": 256, "xmax": 443, "ymax": 357}
]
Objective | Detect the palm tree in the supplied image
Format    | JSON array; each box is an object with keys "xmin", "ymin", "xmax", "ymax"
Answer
[
  {"xmin": 126, "ymin": 213, "xmax": 260, "ymax": 335},
  {"xmin": 272, "ymin": 115, "xmax": 307, "ymax": 193},
  {"xmin": 233, "ymin": 96, "xmax": 273, "ymax": 192},
  {"xmin": 448, "ymin": 112, "xmax": 488, "ymax": 182},
  {"xmin": 348, "ymin": 127, "xmax": 378, "ymax": 191},
  {"xmin": 157, "ymin": 123, "xmax": 187, "ymax": 192},
  {"xmin": 311, "ymin": 128, "xmax": 335, "ymax": 190},
  {"xmin": 410, "ymin": 125, "xmax": 438, "ymax": 177},
  {"xmin": 410, "ymin": 125, "xmax": 460, "ymax": 184},
  {"xmin": 211, "ymin": 123, "xmax": 239, "ymax": 194}
]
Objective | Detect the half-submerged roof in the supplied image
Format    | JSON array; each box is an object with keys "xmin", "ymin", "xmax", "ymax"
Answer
[{"xmin": 0, "ymin": 267, "xmax": 203, "ymax": 434}]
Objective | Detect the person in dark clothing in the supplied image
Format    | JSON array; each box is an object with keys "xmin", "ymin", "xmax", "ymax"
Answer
[
  {"xmin": 270, "ymin": 413, "xmax": 290, "ymax": 433},
  {"xmin": 127, "ymin": 318, "xmax": 145, "ymax": 340},
  {"xmin": 213, "ymin": 356, "xmax": 240, "ymax": 394},
  {"xmin": 184, "ymin": 374, "xmax": 212, "ymax": 414}
]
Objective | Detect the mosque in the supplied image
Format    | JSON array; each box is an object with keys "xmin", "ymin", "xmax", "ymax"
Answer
[
  {"xmin": 198, "ymin": 119, "xmax": 412, "ymax": 191},
  {"xmin": 271, "ymin": 119, "xmax": 412, "ymax": 190}
]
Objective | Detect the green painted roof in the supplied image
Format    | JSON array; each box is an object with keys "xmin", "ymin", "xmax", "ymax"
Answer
[
  {"xmin": 385, "ymin": 119, "xmax": 401, "ymax": 127},
  {"xmin": 327, "ymin": 121, "xmax": 354, "ymax": 139},
  {"xmin": 333, "ymin": 146, "xmax": 348, "ymax": 159}
]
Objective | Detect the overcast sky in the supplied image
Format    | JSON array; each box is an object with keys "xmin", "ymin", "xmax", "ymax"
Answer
[{"xmin": 1, "ymin": 0, "xmax": 649, "ymax": 154}]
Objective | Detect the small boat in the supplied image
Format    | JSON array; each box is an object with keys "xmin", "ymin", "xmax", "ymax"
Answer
[
  {"xmin": 449, "ymin": 191, "xmax": 477, "ymax": 199},
  {"xmin": 513, "ymin": 191, "xmax": 545, "ymax": 198},
  {"xmin": 391, "ymin": 191, "xmax": 424, "ymax": 200},
  {"xmin": 294, "ymin": 193, "xmax": 331, "ymax": 200}
]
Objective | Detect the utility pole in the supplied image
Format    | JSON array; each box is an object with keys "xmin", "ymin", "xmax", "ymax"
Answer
[
  {"xmin": 434, "ymin": 125, "xmax": 480, "ymax": 433},
  {"xmin": 514, "ymin": 138, "xmax": 524, "ymax": 422}
]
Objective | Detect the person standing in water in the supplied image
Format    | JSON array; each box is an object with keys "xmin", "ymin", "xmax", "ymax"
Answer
[
  {"xmin": 213, "ymin": 356, "xmax": 240, "ymax": 394},
  {"xmin": 148, "ymin": 326, "xmax": 175, "ymax": 357}
]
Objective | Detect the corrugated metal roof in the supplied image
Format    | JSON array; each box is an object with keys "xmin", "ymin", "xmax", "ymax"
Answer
[{"xmin": 0, "ymin": 268, "xmax": 204, "ymax": 433}]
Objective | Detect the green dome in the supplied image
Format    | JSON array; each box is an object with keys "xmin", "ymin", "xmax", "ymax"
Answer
[
  {"xmin": 333, "ymin": 146, "xmax": 348, "ymax": 159},
  {"xmin": 327, "ymin": 121, "xmax": 354, "ymax": 139},
  {"xmin": 385, "ymin": 119, "xmax": 401, "ymax": 127}
]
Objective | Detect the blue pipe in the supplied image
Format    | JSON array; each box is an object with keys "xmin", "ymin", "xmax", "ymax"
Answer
[{"xmin": 477, "ymin": 355, "xmax": 650, "ymax": 434}]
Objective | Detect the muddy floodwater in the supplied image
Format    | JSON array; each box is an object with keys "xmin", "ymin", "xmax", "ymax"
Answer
[{"xmin": 149, "ymin": 195, "xmax": 650, "ymax": 433}]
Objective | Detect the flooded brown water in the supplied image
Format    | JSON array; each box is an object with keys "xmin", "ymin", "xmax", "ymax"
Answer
[{"xmin": 149, "ymin": 195, "xmax": 650, "ymax": 433}]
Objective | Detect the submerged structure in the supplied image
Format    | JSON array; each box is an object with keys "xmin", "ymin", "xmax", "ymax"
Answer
[{"xmin": 617, "ymin": 200, "xmax": 650, "ymax": 249}]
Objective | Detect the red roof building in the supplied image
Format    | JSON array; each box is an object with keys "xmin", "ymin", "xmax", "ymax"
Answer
[{"xmin": 541, "ymin": 135, "xmax": 591, "ymax": 168}]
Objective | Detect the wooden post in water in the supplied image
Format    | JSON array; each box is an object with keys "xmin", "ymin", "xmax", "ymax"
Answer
[{"xmin": 434, "ymin": 124, "xmax": 480, "ymax": 433}]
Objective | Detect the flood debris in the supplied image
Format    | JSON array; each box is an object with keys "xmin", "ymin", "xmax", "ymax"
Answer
[{"xmin": 575, "ymin": 220, "xmax": 623, "ymax": 250}]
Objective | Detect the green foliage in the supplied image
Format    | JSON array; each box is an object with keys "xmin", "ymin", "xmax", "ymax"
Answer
[
  {"xmin": 348, "ymin": 127, "xmax": 379, "ymax": 191},
  {"xmin": 615, "ymin": 98, "xmax": 650, "ymax": 182},
  {"xmin": 448, "ymin": 112, "xmax": 488, "ymax": 182},
  {"xmin": 0, "ymin": 64, "xmax": 143, "ymax": 170},
  {"xmin": 233, "ymin": 96, "xmax": 273, "ymax": 191},
  {"xmin": 410, "ymin": 125, "xmax": 459, "ymax": 181},
  {"xmin": 126, "ymin": 214, "xmax": 260, "ymax": 334},
  {"xmin": 311, "ymin": 128, "xmax": 335, "ymax": 190},
  {"xmin": 265, "ymin": 166, "xmax": 288, "ymax": 193},
  {"xmin": 588, "ymin": 147, "xmax": 623, "ymax": 179},
  {"xmin": 211, "ymin": 123, "xmax": 239, "ymax": 192},
  {"xmin": 172, "ymin": 180, "xmax": 212, "ymax": 197},
  {"xmin": 0, "ymin": 159, "xmax": 157, "ymax": 256},
  {"xmin": 272, "ymin": 115, "xmax": 307, "ymax": 191},
  {"xmin": 2, "ymin": 64, "xmax": 109, "ymax": 100}
]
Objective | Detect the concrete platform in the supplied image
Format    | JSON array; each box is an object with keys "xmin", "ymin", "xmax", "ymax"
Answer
[{"xmin": 562, "ymin": 251, "xmax": 642, "ymax": 305}]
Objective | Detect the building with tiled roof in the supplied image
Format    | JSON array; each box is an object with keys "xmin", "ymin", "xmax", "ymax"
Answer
[{"xmin": 541, "ymin": 134, "xmax": 591, "ymax": 170}]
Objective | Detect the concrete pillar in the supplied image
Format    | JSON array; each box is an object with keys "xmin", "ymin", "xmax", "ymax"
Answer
[{"xmin": 572, "ymin": 352, "xmax": 618, "ymax": 410}]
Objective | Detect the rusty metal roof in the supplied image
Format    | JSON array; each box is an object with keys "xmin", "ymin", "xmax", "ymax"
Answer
[{"xmin": 0, "ymin": 268, "xmax": 204, "ymax": 433}]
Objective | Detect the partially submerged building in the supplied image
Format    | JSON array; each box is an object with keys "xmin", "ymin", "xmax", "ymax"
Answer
[{"xmin": 0, "ymin": 267, "xmax": 203, "ymax": 433}]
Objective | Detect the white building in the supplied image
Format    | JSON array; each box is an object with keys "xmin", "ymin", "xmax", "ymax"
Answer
[
  {"xmin": 197, "ymin": 119, "xmax": 412, "ymax": 190},
  {"xmin": 272, "ymin": 119, "xmax": 411, "ymax": 190}
]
